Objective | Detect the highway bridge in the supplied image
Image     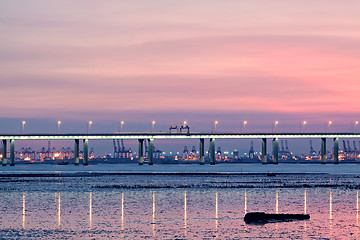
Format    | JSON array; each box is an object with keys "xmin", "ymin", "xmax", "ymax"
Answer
[{"xmin": 1, "ymin": 132, "xmax": 360, "ymax": 166}]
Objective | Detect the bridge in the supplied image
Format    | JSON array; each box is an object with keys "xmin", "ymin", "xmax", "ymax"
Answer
[{"xmin": 1, "ymin": 132, "xmax": 360, "ymax": 166}]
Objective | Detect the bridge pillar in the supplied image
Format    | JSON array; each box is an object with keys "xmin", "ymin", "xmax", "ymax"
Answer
[
  {"xmin": 273, "ymin": 138, "xmax": 278, "ymax": 164},
  {"xmin": 74, "ymin": 139, "xmax": 79, "ymax": 166},
  {"xmin": 210, "ymin": 138, "xmax": 215, "ymax": 165},
  {"xmin": 321, "ymin": 138, "xmax": 326, "ymax": 164},
  {"xmin": 148, "ymin": 139, "xmax": 154, "ymax": 165},
  {"xmin": 138, "ymin": 139, "xmax": 144, "ymax": 165},
  {"xmin": 10, "ymin": 139, "xmax": 15, "ymax": 166},
  {"xmin": 83, "ymin": 139, "xmax": 88, "ymax": 166},
  {"xmin": 333, "ymin": 137, "xmax": 339, "ymax": 164},
  {"xmin": 199, "ymin": 138, "xmax": 205, "ymax": 165},
  {"xmin": 2, "ymin": 140, "xmax": 7, "ymax": 166},
  {"xmin": 261, "ymin": 138, "xmax": 267, "ymax": 164}
]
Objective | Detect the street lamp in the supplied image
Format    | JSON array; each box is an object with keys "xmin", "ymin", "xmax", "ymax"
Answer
[
  {"xmin": 183, "ymin": 121, "xmax": 187, "ymax": 127},
  {"xmin": 152, "ymin": 121, "xmax": 156, "ymax": 132},
  {"xmin": 57, "ymin": 121, "xmax": 61, "ymax": 133},
  {"xmin": 88, "ymin": 121, "xmax": 93, "ymax": 133},
  {"xmin": 243, "ymin": 121, "xmax": 247, "ymax": 133},
  {"xmin": 328, "ymin": 121, "xmax": 332, "ymax": 133},
  {"xmin": 272, "ymin": 121, "xmax": 279, "ymax": 133},
  {"xmin": 120, "ymin": 121, "xmax": 124, "ymax": 131},
  {"xmin": 300, "ymin": 121, "xmax": 307, "ymax": 133},
  {"xmin": 354, "ymin": 121, "xmax": 359, "ymax": 133},
  {"xmin": 214, "ymin": 121, "xmax": 219, "ymax": 133},
  {"xmin": 21, "ymin": 121, "xmax": 26, "ymax": 134}
]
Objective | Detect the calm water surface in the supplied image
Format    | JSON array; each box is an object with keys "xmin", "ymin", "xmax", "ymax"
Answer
[{"xmin": 0, "ymin": 174, "xmax": 360, "ymax": 239}]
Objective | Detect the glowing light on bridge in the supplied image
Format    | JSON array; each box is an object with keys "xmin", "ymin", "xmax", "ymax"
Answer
[
  {"xmin": 57, "ymin": 121, "xmax": 61, "ymax": 133},
  {"xmin": 214, "ymin": 121, "xmax": 219, "ymax": 132},
  {"xmin": 152, "ymin": 121, "xmax": 156, "ymax": 132},
  {"xmin": 21, "ymin": 121, "xmax": 26, "ymax": 133},
  {"xmin": 328, "ymin": 121, "xmax": 333, "ymax": 133},
  {"xmin": 88, "ymin": 121, "xmax": 93, "ymax": 133}
]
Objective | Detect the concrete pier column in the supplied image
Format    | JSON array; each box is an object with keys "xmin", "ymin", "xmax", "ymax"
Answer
[
  {"xmin": 10, "ymin": 139, "xmax": 15, "ymax": 166},
  {"xmin": 273, "ymin": 138, "xmax": 279, "ymax": 164},
  {"xmin": 321, "ymin": 138, "xmax": 326, "ymax": 164},
  {"xmin": 138, "ymin": 139, "xmax": 144, "ymax": 165},
  {"xmin": 334, "ymin": 137, "xmax": 339, "ymax": 164},
  {"xmin": 199, "ymin": 138, "xmax": 205, "ymax": 165},
  {"xmin": 210, "ymin": 138, "xmax": 215, "ymax": 165},
  {"xmin": 148, "ymin": 139, "xmax": 154, "ymax": 165},
  {"xmin": 2, "ymin": 140, "xmax": 7, "ymax": 166},
  {"xmin": 83, "ymin": 139, "xmax": 88, "ymax": 166},
  {"xmin": 261, "ymin": 138, "xmax": 267, "ymax": 164},
  {"xmin": 74, "ymin": 139, "xmax": 79, "ymax": 166}
]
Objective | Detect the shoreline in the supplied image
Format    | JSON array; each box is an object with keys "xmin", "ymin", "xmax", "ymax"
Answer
[{"xmin": 1, "ymin": 163, "xmax": 360, "ymax": 176}]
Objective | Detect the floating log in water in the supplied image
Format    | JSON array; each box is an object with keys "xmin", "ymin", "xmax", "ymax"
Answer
[{"xmin": 244, "ymin": 212, "xmax": 310, "ymax": 224}]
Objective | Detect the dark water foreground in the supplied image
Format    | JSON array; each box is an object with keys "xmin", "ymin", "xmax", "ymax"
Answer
[{"xmin": 1, "ymin": 173, "xmax": 360, "ymax": 239}]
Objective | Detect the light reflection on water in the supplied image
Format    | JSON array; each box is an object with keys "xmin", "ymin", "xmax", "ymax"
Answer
[
  {"xmin": 1, "ymin": 176, "xmax": 360, "ymax": 239},
  {"xmin": 22, "ymin": 193, "xmax": 25, "ymax": 229},
  {"xmin": 184, "ymin": 191, "xmax": 187, "ymax": 237}
]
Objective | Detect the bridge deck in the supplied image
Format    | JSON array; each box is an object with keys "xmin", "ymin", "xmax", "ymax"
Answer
[{"xmin": 1, "ymin": 132, "xmax": 360, "ymax": 140}]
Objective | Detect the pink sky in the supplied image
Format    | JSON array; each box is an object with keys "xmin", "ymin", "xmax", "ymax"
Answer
[{"xmin": 1, "ymin": 0, "xmax": 360, "ymax": 127}]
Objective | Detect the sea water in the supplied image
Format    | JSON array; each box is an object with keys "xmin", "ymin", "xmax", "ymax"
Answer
[{"xmin": 0, "ymin": 172, "xmax": 360, "ymax": 239}]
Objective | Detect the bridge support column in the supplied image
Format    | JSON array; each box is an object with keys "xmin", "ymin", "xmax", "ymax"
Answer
[
  {"xmin": 138, "ymin": 139, "xmax": 144, "ymax": 165},
  {"xmin": 262, "ymin": 138, "xmax": 267, "ymax": 164},
  {"xmin": 2, "ymin": 140, "xmax": 7, "ymax": 166},
  {"xmin": 199, "ymin": 138, "xmax": 205, "ymax": 165},
  {"xmin": 10, "ymin": 139, "xmax": 15, "ymax": 166},
  {"xmin": 83, "ymin": 139, "xmax": 88, "ymax": 166},
  {"xmin": 321, "ymin": 138, "xmax": 326, "ymax": 164},
  {"xmin": 273, "ymin": 138, "xmax": 278, "ymax": 164},
  {"xmin": 210, "ymin": 138, "xmax": 215, "ymax": 165},
  {"xmin": 334, "ymin": 137, "xmax": 339, "ymax": 164},
  {"xmin": 148, "ymin": 139, "xmax": 154, "ymax": 165},
  {"xmin": 74, "ymin": 139, "xmax": 79, "ymax": 166}
]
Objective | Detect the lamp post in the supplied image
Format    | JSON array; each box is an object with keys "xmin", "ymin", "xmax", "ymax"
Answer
[
  {"xmin": 214, "ymin": 121, "xmax": 218, "ymax": 133},
  {"xmin": 57, "ymin": 121, "xmax": 61, "ymax": 133},
  {"xmin": 328, "ymin": 121, "xmax": 332, "ymax": 133},
  {"xmin": 21, "ymin": 121, "xmax": 26, "ymax": 134},
  {"xmin": 120, "ymin": 121, "xmax": 124, "ymax": 132},
  {"xmin": 243, "ymin": 121, "xmax": 247, "ymax": 133},
  {"xmin": 151, "ymin": 121, "xmax": 156, "ymax": 132},
  {"xmin": 272, "ymin": 121, "xmax": 278, "ymax": 133},
  {"xmin": 300, "ymin": 121, "xmax": 307, "ymax": 133},
  {"xmin": 354, "ymin": 121, "xmax": 359, "ymax": 133},
  {"xmin": 183, "ymin": 121, "xmax": 187, "ymax": 127},
  {"xmin": 88, "ymin": 121, "xmax": 93, "ymax": 134}
]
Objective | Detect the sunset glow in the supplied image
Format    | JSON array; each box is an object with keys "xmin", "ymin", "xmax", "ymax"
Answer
[{"xmin": 0, "ymin": 0, "xmax": 359, "ymax": 125}]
